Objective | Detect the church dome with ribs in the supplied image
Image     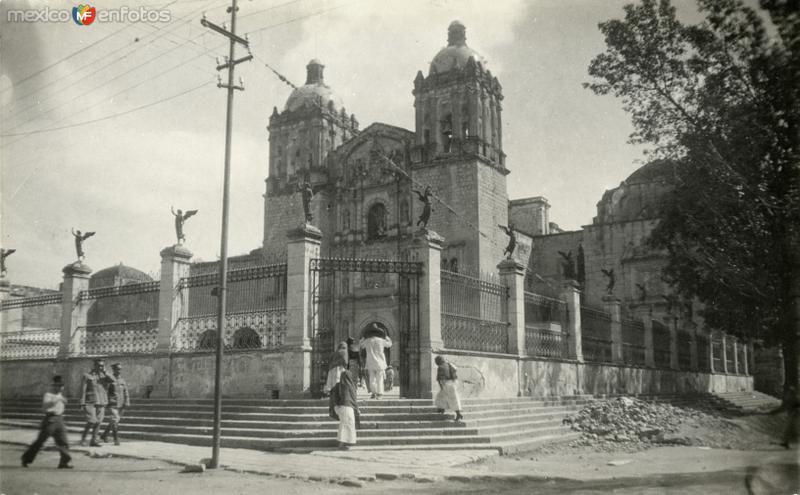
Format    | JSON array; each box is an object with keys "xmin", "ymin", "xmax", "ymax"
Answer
[
  {"xmin": 429, "ymin": 21, "xmax": 487, "ymax": 74},
  {"xmin": 284, "ymin": 59, "xmax": 344, "ymax": 113}
]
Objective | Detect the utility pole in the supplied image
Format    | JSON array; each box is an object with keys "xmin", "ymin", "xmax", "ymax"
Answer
[{"xmin": 200, "ymin": 0, "xmax": 252, "ymax": 469}]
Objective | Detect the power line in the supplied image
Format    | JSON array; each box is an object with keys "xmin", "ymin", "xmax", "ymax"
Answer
[{"xmin": 0, "ymin": 79, "xmax": 213, "ymax": 138}]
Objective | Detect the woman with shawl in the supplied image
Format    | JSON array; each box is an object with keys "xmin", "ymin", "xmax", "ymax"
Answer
[
  {"xmin": 328, "ymin": 369, "xmax": 360, "ymax": 449},
  {"xmin": 323, "ymin": 342, "xmax": 349, "ymax": 396},
  {"xmin": 434, "ymin": 355, "xmax": 463, "ymax": 422}
]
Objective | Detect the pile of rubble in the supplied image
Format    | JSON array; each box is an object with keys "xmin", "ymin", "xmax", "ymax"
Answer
[{"xmin": 562, "ymin": 397, "xmax": 736, "ymax": 451}]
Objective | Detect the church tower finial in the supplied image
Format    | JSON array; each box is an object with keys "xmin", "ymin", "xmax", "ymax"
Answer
[{"xmin": 447, "ymin": 20, "xmax": 466, "ymax": 46}]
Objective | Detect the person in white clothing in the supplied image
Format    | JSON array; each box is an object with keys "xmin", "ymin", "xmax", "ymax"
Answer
[{"xmin": 359, "ymin": 327, "xmax": 392, "ymax": 399}]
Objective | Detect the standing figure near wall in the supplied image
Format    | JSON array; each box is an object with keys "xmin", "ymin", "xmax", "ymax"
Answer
[
  {"xmin": 297, "ymin": 181, "xmax": 316, "ymax": 224},
  {"xmin": 101, "ymin": 363, "xmax": 130, "ymax": 446},
  {"xmin": 601, "ymin": 268, "xmax": 615, "ymax": 295},
  {"xmin": 413, "ymin": 186, "xmax": 433, "ymax": 229},
  {"xmin": 79, "ymin": 359, "xmax": 111, "ymax": 447},
  {"xmin": 359, "ymin": 324, "xmax": 392, "ymax": 399}
]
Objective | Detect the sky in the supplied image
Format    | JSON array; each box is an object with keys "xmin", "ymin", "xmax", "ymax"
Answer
[{"xmin": 1, "ymin": 0, "xmax": 709, "ymax": 289}]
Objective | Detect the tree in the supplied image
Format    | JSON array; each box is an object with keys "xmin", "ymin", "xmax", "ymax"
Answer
[{"xmin": 586, "ymin": 0, "xmax": 800, "ymax": 394}]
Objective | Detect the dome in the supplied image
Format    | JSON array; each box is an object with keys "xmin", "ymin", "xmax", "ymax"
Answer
[
  {"xmin": 595, "ymin": 160, "xmax": 678, "ymax": 224},
  {"xmin": 429, "ymin": 21, "xmax": 486, "ymax": 75},
  {"xmin": 284, "ymin": 59, "xmax": 344, "ymax": 113},
  {"xmin": 624, "ymin": 159, "xmax": 677, "ymax": 185},
  {"xmin": 90, "ymin": 263, "xmax": 153, "ymax": 288}
]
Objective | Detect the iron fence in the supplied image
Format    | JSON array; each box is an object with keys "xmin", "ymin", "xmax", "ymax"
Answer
[
  {"xmin": 80, "ymin": 320, "xmax": 159, "ymax": 355},
  {"xmin": 0, "ymin": 328, "xmax": 60, "ymax": 360},
  {"xmin": 441, "ymin": 270, "xmax": 508, "ymax": 353},
  {"xmin": 725, "ymin": 337, "xmax": 735, "ymax": 373},
  {"xmin": 621, "ymin": 318, "xmax": 646, "ymax": 366},
  {"xmin": 80, "ymin": 281, "xmax": 160, "ymax": 325},
  {"xmin": 179, "ymin": 263, "xmax": 287, "ymax": 317},
  {"xmin": 696, "ymin": 332, "xmax": 710, "ymax": 371},
  {"xmin": 0, "ymin": 293, "xmax": 61, "ymax": 310},
  {"xmin": 524, "ymin": 325, "xmax": 567, "ymax": 359},
  {"xmin": 652, "ymin": 320, "xmax": 671, "ymax": 368},
  {"xmin": 677, "ymin": 328, "xmax": 692, "ymax": 370},
  {"xmin": 171, "ymin": 309, "xmax": 287, "ymax": 353},
  {"xmin": 580, "ymin": 306, "xmax": 612, "ymax": 363},
  {"xmin": 711, "ymin": 332, "xmax": 724, "ymax": 372},
  {"xmin": 524, "ymin": 292, "xmax": 567, "ymax": 326}
]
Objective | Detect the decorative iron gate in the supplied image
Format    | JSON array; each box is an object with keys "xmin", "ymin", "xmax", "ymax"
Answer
[{"xmin": 309, "ymin": 258, "xmax": 422, "ymax": 398}]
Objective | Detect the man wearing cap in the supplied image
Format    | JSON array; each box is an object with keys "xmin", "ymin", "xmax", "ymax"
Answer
[
  {"xmin": 21, "ymin": 375, "xmax": 73, "ymax": 469},
  {"xmin": 79, "ymin": 358, "xmax": 111, "ymax": 447},
  {"xmin": 101, "ymin": 362, "xmax": 130, "ymax": 445}
]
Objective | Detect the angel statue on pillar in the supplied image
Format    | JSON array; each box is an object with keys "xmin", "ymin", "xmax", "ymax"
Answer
[
  {"xmin": 412, "ymin": 186, "xmax": 433, "ymax": 229},
  {"xmin": 601, "ymin": 268, "xmax": 616, "ymax": 295},
  {"xmin": 171, "ymin": 207, "xmax": 198, "ymax": 244},
  {"xmin": 0, "ymin": 248, "xmax": 16, "ymax": 276},
  {"xmin": 498, "ymin": 223, "xmax": 517, "ymax": 258},
  {"xmin": 71, "ymin": 229, "xmax": 95, "ymax": 260},
  {"xmin": 297, "ymin": 180, "xmax": 316, "ymax": 224}
]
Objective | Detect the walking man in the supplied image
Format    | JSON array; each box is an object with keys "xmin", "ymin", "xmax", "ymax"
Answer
[
  {"xmin": 101, "ymin": 363, "xmax": 130, "ymax": 445},
  {"xmin": 359, "ymin": 325, "xmax": 392, "ymax": 399},
  {"xmin": 80, "ymin": 358, "xmax": 110, "ymax": 447},
  {"xmin": 21, "ymin": 375, "xmax": 73, "ymax": 469}
]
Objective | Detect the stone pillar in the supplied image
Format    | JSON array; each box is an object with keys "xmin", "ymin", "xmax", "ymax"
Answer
[
  {"xmin": 721, "ymin": 333, "xmax": 728, "ymax": 373},
  {"xmin": 156, "ymin": 245, "xmax": 193, "ymax": 353},
  {"xmin": 668, "ymin": 316, "xmax": 679, "ymax": 370},
  {"xmin": 498, "ymin": 258, "xmax": 526, "ymax": 357},
  {"xmin": 643, "ymin": 316, "xmax": 655, "ymax": 368},
  {"xmin": 282, "ymin": 224, "xmax": 322, "ymax": 396},
  {"xmin": 0, "ymin": 278, "xmax": 10, "ymax": 332},
  {"xmin": 603, "ymin": 296, "xmax": 623, "ymax": 363},
  {"xmin": 561, "ymin": 280, "xmax": 583, "ymax": 362},
  {"xmin": 59, "ymin": 262, "xmax": 92, "ymax": 357},
  {"xmin": 409, "ymin": 229, "xmax": 444, "ymax": 399},
  {"xmin": 743, "ymin": 342, "xmax": 750, "ymax": 376},
  {"xmin": 732, "ymin": 337, "xmax": 740, "ymax": 374}
]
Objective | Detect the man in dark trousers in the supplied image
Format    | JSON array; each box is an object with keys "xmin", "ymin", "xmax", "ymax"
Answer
[
  {"xmin": 101, "ymin": 362, "xmax": 130, "ymax": 445},
  {"xmin": 21, "ymin": 375, "xmax": 73, "ymax": 469},
  {"xmin": 80, "ymin": 358, "xmax": 110, "ymax": 446}
]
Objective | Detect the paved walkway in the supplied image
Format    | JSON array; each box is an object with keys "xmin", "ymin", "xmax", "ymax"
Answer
[{"xmin": 1, "ymin": 426, "xmax": 796, "ymax": 485}]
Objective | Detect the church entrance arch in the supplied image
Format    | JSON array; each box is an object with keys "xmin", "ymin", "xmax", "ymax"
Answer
[{"xmin": 309, "ymin": 258, "xmax": 422, "ymax": 398}]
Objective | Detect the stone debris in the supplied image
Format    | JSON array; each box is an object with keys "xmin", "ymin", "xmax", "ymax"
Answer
[
  {"xmin": 606, "ymin": 459, "xmax": 633, "ymax": 466},
  {"xmin": 182, "ymin": 463, "xmax": 206, "ymax": 473},
  {"xmin": 562, "ymin": 397, "xmax": 740, "ymax": 452},
  {"xmin": 338, "ymin": 479, "xmax": 363, "ymax": 488},
  {"xmin": 375, "ymin": 473, "xmax": 399, "ymax": 481}
]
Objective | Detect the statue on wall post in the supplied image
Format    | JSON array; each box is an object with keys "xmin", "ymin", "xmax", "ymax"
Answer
[
  {"xmin": 412, "ymin": 186, "xmax": 433, "ymax": 229},
  {"xmin": 0, "ymin": 248, "xmax": 15, "ymax": 276},
  {"xmin": 297, "ymin": 180, "xmax": 316, "ymax": 224},
  {"xmin": 601, "ymin": 268, "xmax": 616, "ymax": 295},
  {"xmin": 71, "ymin": 229, "xmax": 95, "ymax": 261},
  {"xmin": 498, "ymin": 223, "xmax": 517, "ymax": 258},
  {"xmin": 171, "ymin": 207, "xmax": 198, "ymax": 244}
]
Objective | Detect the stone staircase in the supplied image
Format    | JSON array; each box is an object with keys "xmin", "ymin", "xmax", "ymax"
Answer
[
  {"xmin": 625, "ymin": 391, "xmax": 781, "ymax": 416},
  {"xmin": 0, "ymin": 395, "xmax": 591, "ymax": 454}
]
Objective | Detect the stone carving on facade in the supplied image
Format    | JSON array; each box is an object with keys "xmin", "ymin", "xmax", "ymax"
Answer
[
  {"xmin": 71, "ymin": 229, "xmax": 95, "ymax": 260},
  {"xmin": 636, "ymin": 283, "xmax": 648, "ymax": 302},
  {"xmin": 297, "ymin": 180, "xmax": 316, "ymax": 223},
  {"xmin": 0, "ymin": 248, "xmax": 15, "ymax": 276},
  {"xmin": 498, "ymin": 223, "xmax": 516, "ymax": 258},
  {"xmin": 171, "ymin": 207, "xmax": 198, "ymax": 244}
]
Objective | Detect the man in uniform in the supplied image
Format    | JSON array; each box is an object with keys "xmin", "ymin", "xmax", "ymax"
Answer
[
  {"xmin": 79, "ymin": 358, "xmax": 110, "ymax": 446},
  {"xmin": 101, "ymin": 362, "xmax": 130, "ymax": 445}
]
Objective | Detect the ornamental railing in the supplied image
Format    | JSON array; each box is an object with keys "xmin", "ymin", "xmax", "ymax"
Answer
[
  {"xmin": 179, "ymin": 263, "xmax": 287, "ymax": 317},
  {"xmin": 652, "ymin": 320, "xmax": 671, "ymax": 368},
  {"xmin": 0, "ymin": 328, "xmax": 60, "ymax": 360},
  {"xmin": 580, "ymin": 306, "xmax": 612, "ymax": 363},
  {"xmin": 696, "ymin": 332, "xmax": 710, "ymax": 371},
  {"xmin": 171, "ymin": 309, "xmax": 287, "ymax": 353},
  {"xmin": 0, "ymin": 293, "xmax": 61, "ymax": 311},
  {"xmin": 80, "ymin": 320, "xmax": 159, "ymax": 355},
  {"xmin": 524, "ymin": 326, "xmax": 567, "ymax": 359},
  {"xmin": 621, "ymin": 318, "xmax": 646, "ymax": 366},
  {"xmin": 310, "ymin": 258, "xmax": 423, "ymax": 275},
  {"xmin": 524, "ymin": 292, "xmax": 567, "ymax": 326},
  {"xmin": 79, "ymin": 281, "xmax": 160, "ymax": 300},
  {"xmin": 441, "ymin": 270, "xmax": 508, "ymax": 353},
  {"xmin": 677, "ymin": 328, "xmax": 692, "ymax": 370}
]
